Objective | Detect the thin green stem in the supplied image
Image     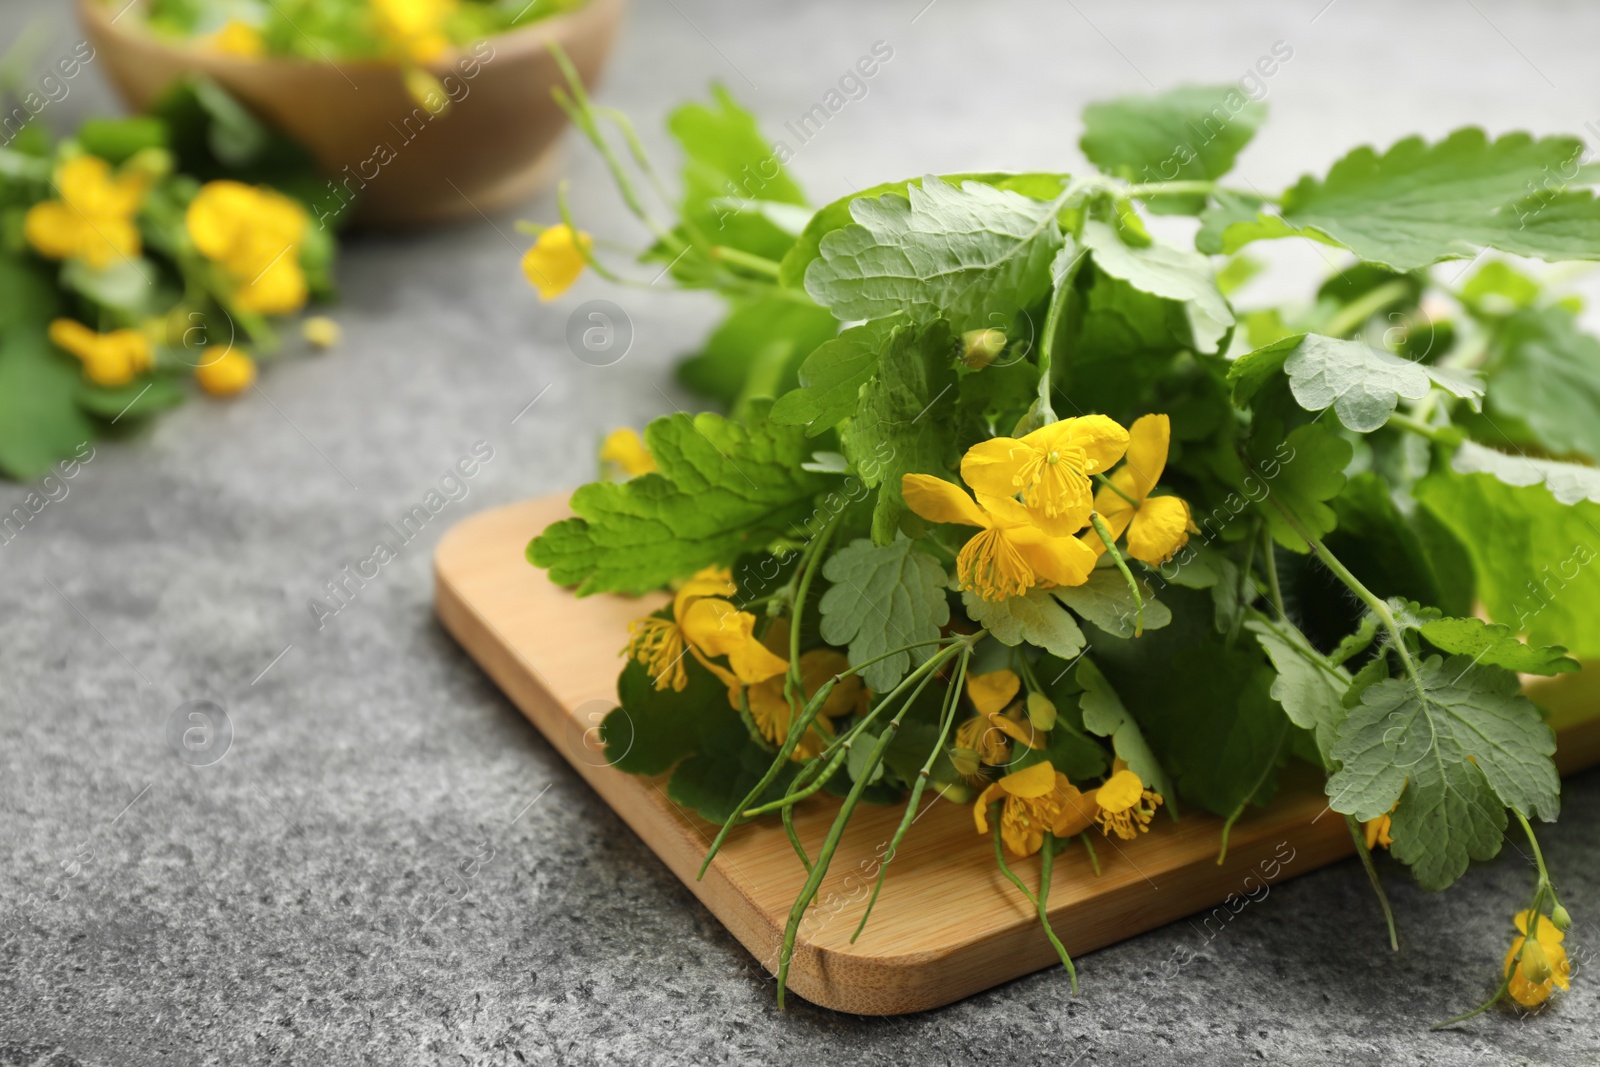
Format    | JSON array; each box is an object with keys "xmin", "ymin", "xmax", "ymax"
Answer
[
  {"xmin": 775, "ymin": 648, "xmax": 959, "ymax": 1008},
  {"xmin": 1093, "ymin": 472, "xmax": 1140, "ymax": 508},
  {"xmin": 788, "ymin": 511, "xmax": 840, "ymax": 699},
  {"xmin": 1321, "ymin": 278, "xmax": 1412, "ymax": 338},
  {"xmin": 1216, "ymin": 717, "xmax": 1290, "ymax": 865},
  {"xmin": 989, "ymin": 815, "xmax": 1077, "ymax": 991},
  {"xmin": 1387, "ymin": 412, "xmax": 1453, "ymax": 443},
  {"xmin": 710, "ymin": 246, "xmax": 784, "ymax": 277},
  {"xmin": 554, "ymin": 181, "xmax": 624, "ymax": 283},
  {"xmin": 1079, "ymin": 832, "xmax": 1100, "ymax": 876},
  {"xmin": 850, "ymin": 644, "xmax": 971, "ymax": 942},
  {"xmin": 1122, "ymin": 179, "xmax": 1217, "ymax": 198},
  {"xmin": 1345, "ymin": 814, "xmax": 1400, "ymax": 952},
  {"xmin": 1037, "ymin": 832, "xmax": 1078, "ymax": 992},
  {"xmin": 1090, "ymin": 512, "xmax": 1144, "ymax": 636},
  {"xmin": 1514, "ymin": 810, "xmax": 1552, "ymax": 888},
  {"xmin": 1260, "ymin": 525, "xmax": 1285, "ymax": 617}
]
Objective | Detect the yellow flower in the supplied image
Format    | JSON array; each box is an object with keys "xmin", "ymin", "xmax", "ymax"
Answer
[
  {"xmin": 372, "ymin": 0, "xmax": 457, "ymax": 63},
  {"xmin": 1093, "ymin": 768, "xmax": 1164, "ymax": 839},
  {"xmin": 960, "ymin": 415, "xmax": 1130, "ymax": 535},
  {"xmin": 902, "ymin": 473, "xmax": 1098, "ymax": 602},
  {"xmin": 186, "ymin": 181, "xmax": 310, "ymax": 314},
  {"xmin": 25, "ymin": 156, "xmax": 149, "ymax": 268},
  {"xmin": 974, "ymin": 761, "xmax": 1097, "ymax": 857},
  {"xmin": 207, "ymin": 18, "xmax": 264, "ymax": 57},
  {"xmin": 1364, "ymin": 813, "xmax": 1393, "ymax": 850},
  {"xmin": 522, "ymin": 225, "xmax": 591, "ymax": 301},
  {"xmin": 1504, "ymin": 910, "xmax": 1571, "ymax": 1008},
  {"xmin": 1084, "ymin": 414, "xmax": 1193, "ymax": 565},
  {"xmin": 966, "ymin": 669, "xmax": 1020, "ymax": 717},
  {"xmin": 600, "ymin": 428, "xmax": 656, "ymax": 479},
  {"xmin": 302, "ymin": 316, "xmax": 342, "ymax": 350},
  {"xmin": 195, "ymin": 349, "xmax": 257, "ymax": 396},
  {"xmin": 623, "ymin": 566, "xmax": 787, "ymax": 693},
  {"xmin": 746, "ymin": 648, "xmax": 863, "ymax": 761},
  {"xmin": 48, "ymin": 318, "xmax": 153, "ymax": 386}
]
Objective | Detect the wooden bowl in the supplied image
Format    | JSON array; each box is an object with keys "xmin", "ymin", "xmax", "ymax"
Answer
[{"xmin": 77, "ymin": 0, "xmax": 625, "ymax": 226}]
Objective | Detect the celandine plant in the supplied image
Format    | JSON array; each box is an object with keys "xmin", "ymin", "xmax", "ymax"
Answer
[{"xmin": 524, "ymin": 51, "xmax": 1597, "ymax": 1019}]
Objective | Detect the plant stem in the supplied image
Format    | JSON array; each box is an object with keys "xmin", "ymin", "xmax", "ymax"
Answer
[
  {"xmin": 1260, "ymin": 525, "xmax": 1285, "ymax": 617},
  {"xmin": 1386, "ymin": 412, "xmax": 1454, "ymax": 443},
  {"xmin": 1216, "ymin": 718, "xmax": 1289, "ymax": 865},
  {"xmin": 1345, "ymin": 814, "xmax": 1400, "ymax": 952},
  {"xmin": 1093, "ymin": 472, "xmax": 1140, "ymax": 507},
  {"xmin": 989, "ymin": 816, "xmax": 1077, "ymax": 991},
  {"xmin": 850, "ymin": 644, "xmax": 970, "ymax": 943},
  {"xmin": 774, "ymin": 646, "xmax": 961, "ymax": 1008},
  {"xmin": 1514, "ymin": 810, "xmax": 1552, "ymax": 888},
  {"xmin": 1089, "ymin": 512, "xmax": 1144, "ymax": 636},
  {"xmin": 1079, "ymin": 832, "xmax": 1100, "ymax": 876},
  {"xmin": 1320, "ymin": 278, "xmax": 1412, "ymax": 338},
  {"xmin": 788, "ymin": 513, "xmax": 840, "ymax": 702},
  {"xmin": 1122, "ymin": 179, "xmax": 1217, "ymax": 198},
  {"xmin": 1036, "ymin": 832, "xmax": 1078, "ymax": 992},
  {"xmin": 710, "ymin": 246, "xmax": 784, "ymax": 277}
]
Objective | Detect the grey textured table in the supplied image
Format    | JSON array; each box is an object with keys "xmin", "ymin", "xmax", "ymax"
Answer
[{"xmin": 4, "ymin": 1, "xmax": 1599, "ymax": 1064}]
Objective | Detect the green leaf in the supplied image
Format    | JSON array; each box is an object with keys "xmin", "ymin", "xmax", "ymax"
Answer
[
  {"xmin": 779, "ymin": 172, "xmax": 1070, "ymax": 289},
  {"xmin": 76, "ymin": 116, "xmax": 168, "ymax": 164},
  {"xmin": 76, "ymin": 377, "xmax": 187, "ymax": 421},
  {"xmin": 1284, "ymin": 334, "xmax": 1481, "ymax": 432},
  {"xmin": 1325, "ymin": 471, "xmax": 1472, "ymax": 617},
  {"xmin": 674, "ymin": 294, "xmax": 838, "ymax": 412},
  {"xmin": 1273, "ymin": 128, "xmax": 1592, "ymax": 270},
  {"xmin": 1081, "ymin": 84, "xmax": 1266, "ymax": 213},
  {"xmin": 59, "ymin": 257, "xmax": 158, "ymax": 315},
  {"xmin": 1081, "ymin": 221, "xmax": 1232, "ymax": 353},
  {"xmin": 768, "ymin": 315, "xmax": 902, "ymax": 436},
  {"xmin": 1460, "ymin": 260, "xmax": 1542, "ymax": 312},
  {"xmin": 667, "ymin": 710, "xmax": 800, "ymax": 825},
  {"xmin": 1417, "ymin": 464, "xmax": 1600, "ymax": 657},
  {"xmin": 668, "ymin": 84, "xmax": 806, "ymax": 262},
  {"xmin": 605, "ymin": 651, "xmax": 729, "ymax": 775},
  {"xmin": 1417, "ymin": 616, "xmax": 1579, "ymax": 676},
  {"xmin": 0, "ymin": 324, "xmax": 96, "ymax": 481},
  {"xmin": 838, "ymin": 320, "xmax": 959, "ymax": 543},
  {"xmin": 961, "ymin": 587, "xmax": 1087, "ymax": 659},
  {"xmin": 1327, "ymin": 655, "xmax": 1558, "ymax": 889},
  {"xmin": 1449, "ymin": 439, "xmax": 1600, "ymax": 506},
  {"xmin": 1075, "ymin": 658, "xmax": 1175, "ymax": 805},
  {"xmin": 818, "ymin": 535, "xmax": 950, "ymax": 693},
  {"xmin": 1255, "ymin": 422, "xmax": 1352, "ymax": 552},
  {"xmin": 1483, "ymin": 307, "xmax": 1600, "ymax": 460},
  {"xmin": 804, "ymin": 175, "xmax": 1065, "ymax": 333},
  {"xmin": 1196, "ymin": 189, "xmax": 1338, "ymax": 256},
  {"xmin": 1245, "ymin": 617, "xmax": 1349, "ymax": 763},
  {"xmin": 1051, "ymin": 569, "xmax": 1172, "ymax": 638},
  {"xmin": 527, "ymin": 400, "xmax": 831, "ymax": 595}
]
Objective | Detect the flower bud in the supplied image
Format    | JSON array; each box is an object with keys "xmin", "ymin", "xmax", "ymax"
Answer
[
  {"xmin": 1026, "ymin": 691, "xmax": 1058, "ymax": 731},
  {"xmin": 1552, "ymin": 904, "xmax": 1572, "ymax": 931},
  {"xmin": 1520, "ymin": 938, "xmax": 1554, "ymax": 985},
  {"xmin": 961, "ymin": 327, "xmax": 1006, "ymax": 369}
]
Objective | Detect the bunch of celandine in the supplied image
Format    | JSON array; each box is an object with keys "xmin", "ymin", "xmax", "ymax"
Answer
[
  {"xmin": 0, "ymin": 78, "xmax": 341, "ymax": 481},
  {"xmin": 524, "ymin": 55, "xmax": 1592, "ymax": 1017}
]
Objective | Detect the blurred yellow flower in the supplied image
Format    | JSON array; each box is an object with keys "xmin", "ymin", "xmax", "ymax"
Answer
[
  {"xmin": 48, "ymin": 318, "xmax": 153, "ymax": 386},
  {"xmin": 186, "ymin": 180, "xmax": 310, "ymax": 314},
  {"xmin": 25, "ymin": 156, "xmax": 149, "ymax": 268},
  {"xmin": 902, "ymin": 473, "xmax": 1097, "ymax": 601},
  {"xmin": 1084, "ymin": 414, "xmax": 1192, "ymax": 565},
  {"xmin": 207, "ymin": 19, "xmax": 264, "ymax": 57},
  {"xmin": 195, "ymin": 349, "xmax": 257, "ymax": 396},
  {"xmin": 1504, "ymin": 910, "xmax": 1571, "ymax": 1008},
  {"xmin": 522, "ymin": 225, "xmax": 591, "ymax": 301},
  {"xmin": 302, "ymin": 316, "xmax": 342, "ymax": 350},
  {"xmin": 961, "ymin": 415, "xmax": 1129, "ymax": 535},
  {"xmin": 600, "ymin": 428, "xmax": 656, "ymax": 478},
  {"xmin": 372, "ymin": 0, "xmax": 457, "ymax": 63}
]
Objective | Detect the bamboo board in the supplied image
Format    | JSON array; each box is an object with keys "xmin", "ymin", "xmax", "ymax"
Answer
[{"xmin": 433, "ymin": 495, "xmax": 1600, "ymax": 1015}]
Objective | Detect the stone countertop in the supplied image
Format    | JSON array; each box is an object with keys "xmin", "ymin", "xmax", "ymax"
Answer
[{"xmin": 3, "ymin": 1, "xmax": 1599, "ymax": 1064}]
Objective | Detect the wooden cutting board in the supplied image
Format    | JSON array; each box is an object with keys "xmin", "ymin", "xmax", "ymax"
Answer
[{"xmin": 433, "ymin": 495, "xmax": 1600, "ymax": 1015}]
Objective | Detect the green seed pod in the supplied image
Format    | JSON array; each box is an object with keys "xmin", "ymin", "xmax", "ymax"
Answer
[
  {"xmin": 1521, "ymin": 938, "xmax": 1553, "ymax": 985},
  {"xmin": 1552, "ymin": 904, "xmax": 1572, "ymax": 932},
  {"xmin": 1026, "ymin": 691, "xmax": 1058, "ymax": 732}
]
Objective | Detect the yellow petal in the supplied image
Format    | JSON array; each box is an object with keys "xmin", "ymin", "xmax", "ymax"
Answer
[
  {"xmin": 47, "ymin": 318, "xmax": 100, "ymax": 363},
  {"xmin": 959, "ymin": 436, "xmax": 1032, "ymax": 500},
  {"xmin": 1053, "ymin": 780, "xmax": 1097, "ymax": 838},
  {"xmin": 599, "ymin": 428, "xmax": 656, "ymax": 478},
  {"xmin": 522, "ymin": 225, "xmax": 590, "ymax": 301},
  {"xmin": 1023, "ymin": 415, "xmax": 1130, "ymax": 475},
  {"xmin": 680, "ymin": 598, "xmax": 788, "ymax": 685},
  {"xmin": 902, "ymin": 473, "xmax": 991, "ymax": 528},
  {"xmin": 1117, "ymin": 414, "xmax": 1171, "ymax": 502},
  {"xmin": 988, "ymin": 712, "xmax": 1041, "ymax": 750},
  {"xmin": 233, "ymin": 255, "xmax": 308, "ymax": 315},
  {"xmin": 196, "ymin": 349, "xmax": 256, "ymax": 395},
  {"xmin": 671, "ymin": 566, "xmax": 736, "ymax": 620},
  {"xmin": 1125, "ymin": 494, "xmax": 1193, "ymax": 565},
  {"xmin": 1009, "ymin": 525, "xmax": 1099, "ymax": 588},
  {"xmin": 208, "ymin": 18, "xmax": 264, "ymax": 57},
  {"xmin": 23, "ymin": 201, "xmax": 84, "ymax": 261},
  {"xmin": 1095, "ymin": 769, "xmax": 1145, "ymax": 813},
  {"xmin": 997, "ymin": 759, "xmax": 1058, "ymax": 799},
  {"xmin": 972, "ymin": 781, "xmax": 1007, "ymax": 834},
  {"xmin": 966, "ymin": 669, "xmax": 1020, "ymax": 717}
]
